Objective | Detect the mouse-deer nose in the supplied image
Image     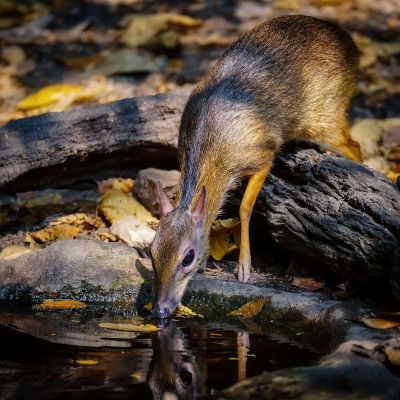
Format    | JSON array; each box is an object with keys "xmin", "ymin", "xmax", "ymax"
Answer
[{"xmin": 152, "ymin": 303, "xmax": 171, "ymax": 319}]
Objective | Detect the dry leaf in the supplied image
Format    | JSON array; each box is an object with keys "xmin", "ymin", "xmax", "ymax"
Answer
[
  {"xmin": 121, "ymin": 13, "xmax": 202, "ymax": 48},
  {"xmin": 98, "ymin": 178, "xmax": 135, "ymax": 195},
  {"xmin": 49, "ymin": 213, "xmax": 102, "ymax": 229},
  {"xmin": 93, "ymin": 49, "xmax": 163, "ymax": 75},
  {"xmin": 292, "ymin": 277, "xmax": 325, "ymax": 291},
  {"xmin": 2, "ymin": 46, "xmax": 25, "ymax": 65},
  {"xmin": 110, "ymin": 215, "xmax": 155, "ymax": 247},
  {"xmin": 76, "ymin": 359, "xmax": 99, "ymax": 365},
  {"xmin": 25, "ymin": 224, "xmax": 80, "ymax": 245},
  {"xmin": 228, "ymin": 298, "xmax": 268, "ymax": 318},
  {"xmin": 210, "ymin": 218, "xmax": 241, "ymax": 261},
  {"xmin": 17, "ymin": 83, "xmax": 85, "ymax": 110},
  {"xmin": 112, "ymin": 178, "xmax": 135, "ymax": 193},
  {"xmin": 17, "ymin": 76, "xmax": 109, "ymax": 113},
  {"xmin": 384, "ymin": 346, "xmax": 400, "ymax": 366},
  {"xmin": 143, "ymin": 302, "xmax": 203, "ymax": 318},
  {"xmin": 0, "ymin": 245, "xmax": 31, "ymax": 260},
  {"xmin": 361, "ymin": 317, "xmax": 400, "ymax": 330},
  {"xmin": 99, "ymin": 322, "xmax": 159, "ymax": 332},
  {"xmin": 274, "ymin": 0, "xmax": 302, "ymax": 11},
  {"xmin": 174, "ymin": 304, "xmax": 204, "ymax": 318},
  {"xmin": 17, "ymin": 190, "xmax": 63, "ymax": 208},
  {"xmin": 34, "ymin": 300, "xmax": 87, "ymax": 310},
  {"xmin": 98, "ymin": 189, "xmax": 158, "ymax": 225},
  {"xmin": 353, "ymin": 33, "xmax": 400, "ymax": 69},
  {"xmin": 97, "ymin": 229, "xmax": 118, "ymax": 242}
]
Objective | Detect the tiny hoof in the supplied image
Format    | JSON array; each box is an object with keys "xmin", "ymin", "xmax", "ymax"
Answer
[{"xmin": 237, "ymin": 263, "xmax": 250, "ymax": 283}]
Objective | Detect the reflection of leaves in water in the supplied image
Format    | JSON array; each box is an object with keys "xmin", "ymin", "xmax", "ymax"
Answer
[
  {"xmin": 76, "ymin": 359, "xmax": 99, "ymax": 365},
  {"xmin": 99, "ymin": 322, "xmax": 159, "ymax": 332}
]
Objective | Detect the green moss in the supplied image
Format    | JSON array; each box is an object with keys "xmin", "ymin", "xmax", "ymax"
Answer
[{"xmin": 182, "ymin": 290, "xmax": 338, "ymax": 354}]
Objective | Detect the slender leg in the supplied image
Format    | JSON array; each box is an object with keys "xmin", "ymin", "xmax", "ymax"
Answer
[
  {"xmin": 237, "ymin": 332, "xmax": 250, "ymax": 382},
  {"xmin": 238, "ymin": 165, "xmax": 271, "ymax": 283}
]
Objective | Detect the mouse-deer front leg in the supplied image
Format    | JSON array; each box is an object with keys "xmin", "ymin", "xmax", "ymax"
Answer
[{"xmin": 237, "ymin": 164, "xmax": 271, "ymax": 283}]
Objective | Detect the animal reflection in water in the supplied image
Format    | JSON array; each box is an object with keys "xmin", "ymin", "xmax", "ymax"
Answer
[{"xmin": 148, "ymin": 322, "xmax": 250, "ymax": 399}]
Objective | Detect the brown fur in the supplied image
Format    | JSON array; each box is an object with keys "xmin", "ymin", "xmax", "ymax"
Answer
[{"xmin": 151, "ymin": 15, "xmax": 361, "ymax": 317}]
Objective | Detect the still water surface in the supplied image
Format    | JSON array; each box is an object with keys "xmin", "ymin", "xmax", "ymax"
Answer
[{"xmin": 0, "ymin": 310, "xmax": 318, "ymax": 399}]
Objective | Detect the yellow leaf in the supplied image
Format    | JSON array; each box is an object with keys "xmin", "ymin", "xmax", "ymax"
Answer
[
  {"xmin": 49, "ymin": 213, "xmax": 102, "ymax": 229},
  {"xmin": 34, "ymin": 300, "xmax": 87, "ymax": 310},
  {"xmin": 25, "ymin": 224, "xmax": 80, "ymax": 245},
  {"xmin": 112, "ymin": 178, "xmax": 135, "ymax": 193},
  {"xmin": 385, "ymin": 346, "xmax": 400, "ymax": 366},
  {"xmin": 361, "ymin": 317, "xmax": 400, "ymax": 330},
  {"xmin": 18, "ymin": 190, "xmax": 63, "ymax": 208},
  {"xmin": 292, "ymin": 277, "xmax": 325, "ymax": 291},
  {"xmin": 353, "ymin": 34, "xmax": 400, "ymax": 69},
  {"xmin": 17, "ymin": 75, "xmax": 109, "ymax": 112},
  {"xmin": 0, "ymin": 245, "xmax": 31, "ymax": 260},
  {"xmin": 386, "ymin": 171, "xmax": 400, "ymax": 182},
  {"xmin": 17, "ymin": 83, "xmax": 84, "ymax": 110},
  {"xmin": 143, "ymin": 302, "xmax": 152, "ymax": 311},
  {"xmin": 76, "ymin": 359, "xmax": 99, "ymax": 365},
  {"xmin": 121, "ymin": 13, "xmax": 202, "ymax": 48},
  {"xmin": 97, "ymin": 189, "xmax": 158, "ymax": 225},
  {"xmin": 98, "ymin": 177, "xmax": 135, "ymax": 195},
  {"xmin": 174, "ymin": 304, "xmax": 204, "ymax": 319},
  {"xmin": 97, "ymin": 229, "xmax": 118, "ymax": 242},
  {"xmin": 99, "ymin": 322, "xmax": 159, "ymax": 333},
  {"xmin": 210, "ymin": 218, "xmax": 241, "ymax": 261},
  {"xmin": 275, "ymin": 0, "xmax": 302, "ymax": 11},
  {"xmin": 228, "ymin": 298, "xmax": 268, "ymax": 318},
  {"xmin": 142, "ymin": 302, "xmax": 203, "ymax": 318}
]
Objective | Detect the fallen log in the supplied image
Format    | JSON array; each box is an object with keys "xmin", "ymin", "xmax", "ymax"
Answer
[
  {"xmin": 255, "ymin": 140, "xmax": 400, "ymax": 298},
  {"xmin": 0, "ymin": 87, "xmax": 191, "ymax": 192},
  {"xmin": 0, "ymin": 89, "xmax": 399, "ymax": 298}
]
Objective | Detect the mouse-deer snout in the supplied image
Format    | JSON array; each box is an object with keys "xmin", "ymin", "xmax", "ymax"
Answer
[{"xmin": 150, "ymin": 185, "xmax": 208, "ymax": 318}]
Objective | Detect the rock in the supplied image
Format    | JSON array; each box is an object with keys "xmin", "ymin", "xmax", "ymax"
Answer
[
  {"xmin": 0, "ymin": 239, "xmax": 152, "ymax": 304},
  {"xmin": 133, "ymin": 168, "xmax": 180, "ymax": 217},
  {"xmin": 110, "ymin": 215, "xmax": 156, "ymax": 248},
  {"xmin": 216, "ymin": 353, "xmax": 400, "ymax": 400}
]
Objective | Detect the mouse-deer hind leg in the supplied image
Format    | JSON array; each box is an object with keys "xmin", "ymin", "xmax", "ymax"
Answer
[{"xmin": 237, "ymin": 164, "xmax": 271, "ymax": 283}]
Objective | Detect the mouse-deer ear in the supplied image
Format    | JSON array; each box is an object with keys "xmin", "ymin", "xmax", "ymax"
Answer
[
  {"xmin": 191, "ymin": 186, "xmax": 207, "ymax": 225},
  {"xmin": 156, "ymin": 181, "xmax": 174, "ymax": 216}
]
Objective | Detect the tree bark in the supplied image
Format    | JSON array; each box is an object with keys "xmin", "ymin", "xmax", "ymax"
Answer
[
  {"xmin": 254, "ymin": 140, "xmax": 400, "ymax": 298},
  {"xmin": 0, "ymin": 87, "xmax": 191, "ymax": 192}
]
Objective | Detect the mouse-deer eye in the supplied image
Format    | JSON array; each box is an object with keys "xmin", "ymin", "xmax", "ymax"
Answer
[{"xmin": 182, "ymin": 249, "xmax": 195, "ymax": 268}]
